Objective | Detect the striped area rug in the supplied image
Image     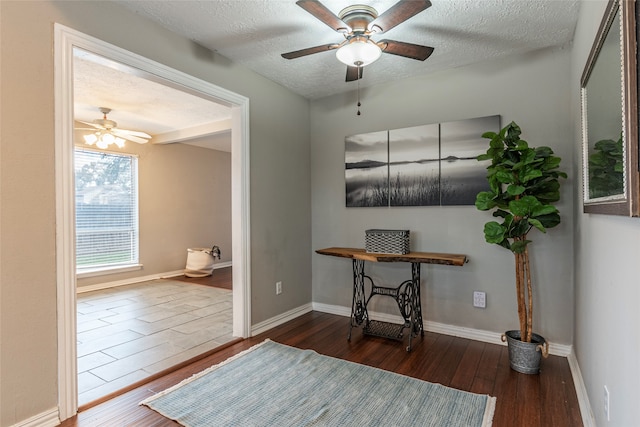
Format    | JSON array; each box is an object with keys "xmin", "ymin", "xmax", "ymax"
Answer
[{"xmin": 141, "ymin": 339, "xmax": 495, "ymax": 426}]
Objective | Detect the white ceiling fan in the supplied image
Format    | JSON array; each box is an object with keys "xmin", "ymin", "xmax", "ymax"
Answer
[{"xmin": 76, "ymin": 107, "xmax": 152, "ymax": 148}]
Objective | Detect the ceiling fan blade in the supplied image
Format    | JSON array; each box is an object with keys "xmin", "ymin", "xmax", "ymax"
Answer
[
  {"xmin": 345, "ymin": 66, "xmax": 363, "ymax": 82},
  {"xmin": 282, "ymin": 43, "xmax": 338, "ymax": 60},
  {"xmin": 379, "ymin": 39, "xmax": 434, "ymax": 61},
  {"xmin": 114, "ymin": 128, "xmax": 152, "ymax": 139},
  {"xmin": 368, "ymin": 0, "xmax": 432, "ymax": 34},
  {"xmin": 112, "ymin": 130, "xmax": 149, "ymax": 144},
  {"xmin": 77, "ymin": 120, "xmax": 105, "ymax": 130},
  {"xmin": 296, "ymin": 0, "xmax": 350, "ymax": 32}
]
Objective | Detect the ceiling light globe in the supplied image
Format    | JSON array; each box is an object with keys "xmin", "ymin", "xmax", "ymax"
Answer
[
  {"xmin": 83, "ymin": 134, "xmax": 98, "ymax": 145},
  {"xmin": 114, "ymin": 137, "xmax": 126, "ymax": 148},
  {"xmin": 101, "ymin": 133, "xmax": 115, "ymax": 144},
  {"xmin": 336, "ymin": 39, "xmax": 382, "ymax": 67}
]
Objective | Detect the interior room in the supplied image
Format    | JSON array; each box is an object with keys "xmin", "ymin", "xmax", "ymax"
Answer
[
  {"xmin": 71, "ymin": 50, "xmax": 237, "ymax": 405},
  {"xmin": 1, "ymin": 1, "xmax": 639, "ymax": 426}
]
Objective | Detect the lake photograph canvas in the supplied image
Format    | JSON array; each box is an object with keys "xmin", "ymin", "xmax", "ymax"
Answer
[
  {"xmin": 345, "ymin": 130, "xmax": 389, "ymax": 207},
  {"xmin": 389, "ymin": 124, "xmax": 440, "ymax": 206},
  {"xmin": 440, "ymin": 115, "xmax": 499, "ymax": 205},
  {"xmin": 345, "ymin": 115, "xmax": 500, "ymax": 208}
]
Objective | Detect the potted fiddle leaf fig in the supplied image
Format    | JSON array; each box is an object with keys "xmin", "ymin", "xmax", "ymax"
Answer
[{"xmin": 475, "ymin": 121, "xmax": 567, "ymax": 374}]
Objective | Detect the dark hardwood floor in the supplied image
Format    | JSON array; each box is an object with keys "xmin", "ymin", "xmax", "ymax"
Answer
[
  {"xmin": 59, "ymin": 310, "xmax": 583, "ymax": 426},
  {"xmin": 173, "ymin": 266, "xmax": 232, "ymax": 290}
]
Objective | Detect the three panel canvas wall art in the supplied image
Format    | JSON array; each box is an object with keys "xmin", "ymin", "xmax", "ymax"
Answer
[{"xmin": 345, "ymin": 115, "xmax": 500, "ymax": 207}]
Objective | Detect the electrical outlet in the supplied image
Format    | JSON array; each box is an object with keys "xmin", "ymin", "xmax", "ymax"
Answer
[
  {"xmin": 473, "ymin": 291, "xmax": 486, "ymax": 308},
  {"xmin": 604, "ymin": 385, "xmax": 610, "ymax": 421},
  {"xmin": 276, "ymin": 281, "xmax": 282, "ymax": 295}
]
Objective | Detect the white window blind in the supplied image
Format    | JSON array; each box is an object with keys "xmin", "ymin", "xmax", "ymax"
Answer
[{"xmin": 74, "ymin": 148, "xmax": 139, "ymax": 272}]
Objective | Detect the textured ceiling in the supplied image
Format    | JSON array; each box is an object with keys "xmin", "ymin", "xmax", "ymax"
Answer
[
  {"xmin": 74, "ymin": 49, "xmax": 233, "ymax": 150},
  {"xmin": 75, "ymin": 0, "xmax": 581, "ymax": 147},
  {"xmin": 74, "ymin": 50, "xmax": 231, "ymax": 133},
  {"xmin": 116, "ymin": 0, "xmax": 581, "ymax": 100}
]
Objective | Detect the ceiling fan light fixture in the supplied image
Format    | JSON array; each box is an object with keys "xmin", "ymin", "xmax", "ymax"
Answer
[
  {"xmin": 335, "ymin": 37, "xmax": 381, "ymax": 67},
  {"xmin": 83, "ymin": 131, "xmax": 126, "ymax": 149},
  {"xmin": 102, "ymin": 133, "xmax": 115, "ymax": 145},
  {"xmin": 96, "ymin": 137, "xmax": 109, "ymax": 150},
  {"xmin": 83, "ymin": 133, "xmax": 98, "ymax": 145}
]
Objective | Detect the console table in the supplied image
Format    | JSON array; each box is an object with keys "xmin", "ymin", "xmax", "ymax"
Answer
[{"xmin": 316, "ymin": 247, "xmax": 468, "ymax": 351}]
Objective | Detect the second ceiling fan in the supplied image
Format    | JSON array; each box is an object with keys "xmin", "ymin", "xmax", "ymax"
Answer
[
  {"xmin": 281, "ymin": 0, "xmax": 434, "ymax": 81},
  {"xmin": 77, "ymin": 107, "xmax": 151, "ymax": 149}
]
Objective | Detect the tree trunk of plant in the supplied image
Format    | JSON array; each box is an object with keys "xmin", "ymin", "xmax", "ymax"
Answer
[
  {"xmin": 514, "ymin": 251, "xmax": 526, "ymax": 341},
  {"xmin": 524, "ymin": 246, "xmax": 533, "ymax": 343},
  {"xmin": 513, "ymin": 236, "xmax": 532, "ymax": 343}
]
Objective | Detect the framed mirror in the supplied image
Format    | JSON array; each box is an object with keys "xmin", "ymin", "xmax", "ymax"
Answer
[{"xmin": 581, "ymin": 0, "xmax": 639, "ymax": 216}]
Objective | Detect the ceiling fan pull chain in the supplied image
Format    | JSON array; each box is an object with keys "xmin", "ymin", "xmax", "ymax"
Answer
[{"xmin": 357, "ymin": 64, "xmax": 362, "ymax": 116}]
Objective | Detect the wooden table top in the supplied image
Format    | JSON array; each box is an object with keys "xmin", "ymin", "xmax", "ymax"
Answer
[{"xmin": 316, "ymin": 247, "xmax": 468, "ymax": 266}]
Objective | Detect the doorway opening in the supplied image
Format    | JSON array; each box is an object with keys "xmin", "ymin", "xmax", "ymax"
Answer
[{"xmin": 55, "ymin": 24, "xmax": 251, "ymax": 420}]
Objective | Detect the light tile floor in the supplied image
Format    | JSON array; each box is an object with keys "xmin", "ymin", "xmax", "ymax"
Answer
[{"xmin": 76, "ymin": 279, "xmax": 233, "ymax": 406}]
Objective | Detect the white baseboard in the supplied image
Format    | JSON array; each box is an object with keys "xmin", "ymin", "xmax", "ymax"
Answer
[
  {"xmin": 9, "ymin": 408, "xmax": 59, "ymax": 427},
  {"xmin": 311, "ymin": 302, "xmax": 572, "ymax": 357},
  {"xmin": 76, "ymin": 261, "xmax": 233, "ymax": 293},
  {"xmin": 311, "ymin": 302, "xmax": 351, "ymax": 318},
  {"xmin": 567, "ymin": 351, "xmax": 596, "ymax": 427},
  {"xmin": 251, "ymin": 303, "xmax": 313, "ymax": 336}
]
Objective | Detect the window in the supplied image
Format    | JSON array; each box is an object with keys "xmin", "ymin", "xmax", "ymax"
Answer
[{"xmin": 74, "ymin": 148, "xmax": 139, "ymax": 275}]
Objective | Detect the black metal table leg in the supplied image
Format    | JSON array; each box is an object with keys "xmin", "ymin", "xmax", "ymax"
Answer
[
  {"xmin": 412, "ymin": 262, "xmax": 424, "ymax": 337},
  {"xmin": 348, "ymin": 258, "xmax": 368, "ymax": 341},
  {"xmin": 406, "ymin": 262, "xmax": 424, "ymax": 351}
]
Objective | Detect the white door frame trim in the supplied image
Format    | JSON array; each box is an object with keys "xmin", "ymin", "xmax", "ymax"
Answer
[{"xmin": 54, "ymin": 24, "xmax": 251, "ymax": 421}]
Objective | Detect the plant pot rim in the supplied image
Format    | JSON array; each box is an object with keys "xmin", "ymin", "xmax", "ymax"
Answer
[{"xmin": 504, "ymin": 329, "xmax": 545, "ymax": 344}]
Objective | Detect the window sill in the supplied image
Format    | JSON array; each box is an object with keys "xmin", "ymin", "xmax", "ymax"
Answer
[{"xmin": 76, "ymin": 264, "xmax": 143, "ymax": 279}]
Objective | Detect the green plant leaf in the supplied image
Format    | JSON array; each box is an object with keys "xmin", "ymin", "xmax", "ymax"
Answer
[
  {"xmin": 509, "ymin": 195, "xmax": 541, "ymax": 217},
  {"xmin": 504, "ymin": 122, "xmax": 521, "ymax": 142},
  {"xmin": 511, "ymin": 239, "xmax": 531, "ymax": 254},
  {"xmin": 490, "ymin": 137, "xmax": 504, "ymax": 149},
  {"xmin": 528, "ymin": 218, "xmax": 546, "ymax": 233},
  {"xmin": 475, "ymin": 192, "xmax": 496, "ymax": 210},
  {"xmin": 521, "ymin": 168, "xmax": 543, "ymax": 182},
  {"xmin": 496, "ymin": 170, "xmax": 515, "ymax": 184},
  {"xmin": 535, "ymin": 212, "xmax": 561, "ymax": 229},
  {"xmin": 492, "ymin": 209, "xmax": 511, "ymax": 219},
  {"xmin": 531, "ymin": 204, "xmax": 558, "ymax": 217},
  {"xmin": 482, "ymin": 131, "xmax": 498, "ymax": 139},
  {"xmin": 511, "ymin": 218, "xmax": 531, "ymax": 237},
  {"xmin": 507, "ymin": 184, "xmax": 526, "ymax": 196},
  {"xmin": 483, "ymin": 221, "xmax": 506, "ymax": 244},
  {"xmin": 535, "ymin": 146, "xmax": 554, "ymax": 158}
]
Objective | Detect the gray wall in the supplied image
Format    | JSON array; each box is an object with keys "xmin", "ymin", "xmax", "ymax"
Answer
[
  {"xmin": 310, "ymin": 45, "xmax": 575, "ymax": 345},
  {"xmin": 572, "ymin": 1, "xmax": 640, "ymax": 425},
  {"xmin": 0, "ymin": 1, "xmax": 311, "ymax": 425},
  {"xmin": 75, "ymin": 139, "xmax": 233, "ymax": 289},
  {"xmin": 6, "ymin": 0, "xmax": 640, "ymax": 425}
]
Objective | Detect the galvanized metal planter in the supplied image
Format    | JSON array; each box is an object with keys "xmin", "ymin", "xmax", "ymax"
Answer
[{"xmin": 502, "ymin": 330, "xmax": 549, "ymax": 374}]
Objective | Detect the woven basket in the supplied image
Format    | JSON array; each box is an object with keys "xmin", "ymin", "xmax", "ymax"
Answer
[{"xmin": 365, "ymin": 229, "xmax": 410, "ymax": 254}]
